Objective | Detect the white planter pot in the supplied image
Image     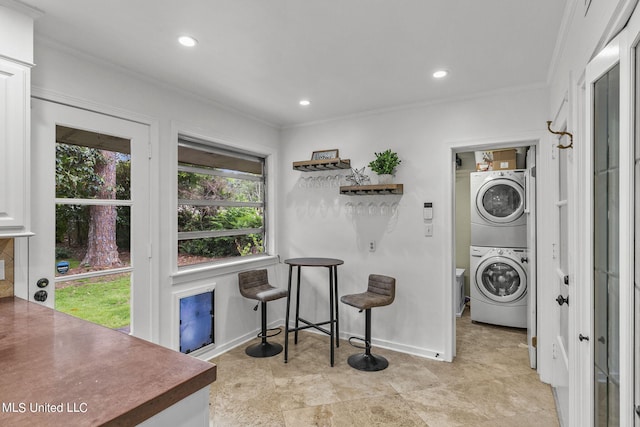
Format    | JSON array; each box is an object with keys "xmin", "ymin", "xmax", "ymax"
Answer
[{"xmin": 376, "ymin": 174, "xmax": 394, "ymax": 185}]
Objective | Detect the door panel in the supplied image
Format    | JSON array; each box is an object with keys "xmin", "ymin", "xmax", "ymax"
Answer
[
  {"xmin": 593, "ymin": 62, "xmax": 620, "ymax": 427},
  {"xmin": 550, "ymin": 117, "xmax": 571, "ymax": 426},
  {"xmin": 634, "ymin": 31, "xmax": 640, "ymax": 427},
  {"xmin": 30, "ymin": 99, "xmax": 151, "ymax": 340},
  {"xmin": 526, "ymin": 146, "xmax": 536, "ymax": 369}
]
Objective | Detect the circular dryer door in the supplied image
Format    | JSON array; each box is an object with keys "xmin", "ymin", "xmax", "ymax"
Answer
[
  {"xmin": 475, "ymin": 257, "xmax": 527, "ymax": 303},
  {"xmin": 476, "ymin": 178, "xmax": 524, "ymax": 224}
]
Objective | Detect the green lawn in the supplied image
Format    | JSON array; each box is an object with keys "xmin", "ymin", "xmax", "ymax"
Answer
[{"xmin": 55, "ymin": 275, "xmax": 130, "ymax": 329}]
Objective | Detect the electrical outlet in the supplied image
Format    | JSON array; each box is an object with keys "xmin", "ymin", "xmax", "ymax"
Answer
[{"xmin": 369, "ymin": 241, "xmax": 376, "ymax": 252}]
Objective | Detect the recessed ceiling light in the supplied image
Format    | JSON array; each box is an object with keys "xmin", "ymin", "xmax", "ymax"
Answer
[
  {"xmin": 178, "ymin": 36, "xmax": 198, "ymax": 47},
  {"xmin": 299, "ymin": 99, "xmax": 311, "ymax": 106},
  {"xmin": 433, "ymin": 70, "xmax": 448, "ymax": 79}
]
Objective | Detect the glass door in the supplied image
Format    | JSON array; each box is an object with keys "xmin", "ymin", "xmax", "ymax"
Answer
[
  {"xmin": 29, "ymin": 99, "xmax": 152, "ymax": 340},
  {"xmin": 584, "ymin": 15, "xmax": 639, "ymax": 427},
  {"xmin": 593, "ymin": 63, "xmax": 620, "ymax": 427},
  {"xmin": 635, "ymin": 36, "xmax": 640, "ymax": 427}
]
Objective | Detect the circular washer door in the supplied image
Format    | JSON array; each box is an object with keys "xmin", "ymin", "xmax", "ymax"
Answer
[
  {"xmin": 475, "ymin": 256, "xmax": 527, "ymax": 303},
  {"xmin": 476, "ymin": 178, "xmax": 524, "ymax": 224}
]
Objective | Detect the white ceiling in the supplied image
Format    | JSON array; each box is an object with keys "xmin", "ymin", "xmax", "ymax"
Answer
[{"xmin": 22, "ymin": 0, "xmax": 567, "ymax": 127}]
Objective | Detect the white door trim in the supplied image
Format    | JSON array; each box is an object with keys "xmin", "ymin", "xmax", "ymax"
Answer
[{"xmin": 447, "ymin": 134, "xmax": 541, "ymax": 363}]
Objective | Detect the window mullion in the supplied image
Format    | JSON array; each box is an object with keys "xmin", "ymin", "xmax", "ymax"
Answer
[
  {"xmin": 178, "ymin": 199, "xmax": 263, "ymax": 208},
  {"xmin": 178, "ymin": 228, "xmax": 264, "ymax": 241}
]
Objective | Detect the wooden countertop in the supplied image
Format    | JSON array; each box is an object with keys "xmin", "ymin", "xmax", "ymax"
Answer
[{"xmin": 0, "ymin": 297, "xmax": 217, "ymax": 426}]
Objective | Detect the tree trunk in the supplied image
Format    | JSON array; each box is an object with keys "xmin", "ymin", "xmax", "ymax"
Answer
[{"xmin": 81, "ymin": 150, "xmax": 122, "ymax": 268}]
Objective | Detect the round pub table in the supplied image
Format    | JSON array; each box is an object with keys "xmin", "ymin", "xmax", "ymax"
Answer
[{"xmin": 284, "ymin": 257, "xmax": 344, "ymax": 366}]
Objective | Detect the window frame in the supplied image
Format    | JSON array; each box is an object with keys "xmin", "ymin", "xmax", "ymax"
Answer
[{"xmin": 175, "ymin": 136, "xmax": 270, "ymax": 271}]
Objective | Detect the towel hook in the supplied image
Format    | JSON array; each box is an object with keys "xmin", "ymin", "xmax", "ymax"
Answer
[{"xmin": 546, "ymin": 121, "xmax": 573, "ymax": 149}]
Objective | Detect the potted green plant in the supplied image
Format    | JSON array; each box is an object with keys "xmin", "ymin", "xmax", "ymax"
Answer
[{"xmin": 368, "ymin": 149, "xmax": 401, "ymax": 184}]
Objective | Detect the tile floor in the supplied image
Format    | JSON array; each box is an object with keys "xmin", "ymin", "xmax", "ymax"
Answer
[{"xmin": 208, "ymin": 309, "xmax": 559, "ymax": 426}]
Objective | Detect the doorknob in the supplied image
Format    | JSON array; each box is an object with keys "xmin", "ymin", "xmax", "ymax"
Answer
[
  {"xmin": 556, "ymin": 294, "xmax": 569, "ymax": 306},
  {"xmin": 34, "ymin": 290, "xmax": 48, "ymax": 302},
  {"xmin": 579, "ymin": 334, "xmax": 589, "ymax": 342}
]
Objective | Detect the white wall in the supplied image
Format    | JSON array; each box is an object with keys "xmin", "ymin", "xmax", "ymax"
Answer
[
  {"xmin": 30, "ymin": 40, "xmax": 283, "ymax": 351},
  {"xmin": 279, "ymin": 86, "xmax": 548, "ymax": 360}
]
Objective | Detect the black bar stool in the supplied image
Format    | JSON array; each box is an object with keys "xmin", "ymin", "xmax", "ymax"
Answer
[
  {"xmin": 340, "ymin": 274, "xmax": 396, "ymax": 371},
  {"xmin": 238, "ymin": 269, "xmax": 288, "ymax": 358}
]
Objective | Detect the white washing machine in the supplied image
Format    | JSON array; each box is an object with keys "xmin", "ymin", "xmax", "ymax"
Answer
[
  {"xmin": 470, "ymin": 246, "xmax": 528, "ymax": 328},
  {"xmin": 470, "ymin": 170, "xmax": 527, "ymax": 248}
]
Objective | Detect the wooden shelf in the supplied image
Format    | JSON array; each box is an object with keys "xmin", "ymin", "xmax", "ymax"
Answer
[
  {"xmin": 339, "ymin": 184, "xmax": 403, "ymax": 195},
  {"xmin": 293, "ymin": 158, "xmax": 351, "ymax": 171}
]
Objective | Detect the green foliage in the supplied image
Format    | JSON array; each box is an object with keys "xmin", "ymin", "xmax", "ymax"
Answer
[
  {"xmin": 178, "ymin": 206, "xmax": 264, "ymax": 258},
  {"xmin": 368, "ymin": 149, "xmax": 401, "ymax": 175},
  {"xmin": 55, "ymin": 275, "xmax": 130, "ymax": 329},
  {"xmin": 116, "ymin": 160, "xmax": 131, "ymax": 249},
  {"xmin": 55, "ymin": 144, "xmax": 104, "ymax": 199},
  {"xmin": 178, "ymin": 167, "xmax": 265, "ymax": 259},
  {"xmin": 55, "ymin": 246, "xmax": 73, "ymax": 259},
  {"xmin": 55, "ymin": 144, "xmax": 132, "ymax": 249},
  {"xmin": 236, "ymin": 234, "xmax": 264, "ymax": 256}
]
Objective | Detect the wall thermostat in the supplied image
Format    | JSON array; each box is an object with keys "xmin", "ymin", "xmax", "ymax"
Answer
[{"xmin": 423, "ymin": 202, "xmax": 433, "ymax": 220}]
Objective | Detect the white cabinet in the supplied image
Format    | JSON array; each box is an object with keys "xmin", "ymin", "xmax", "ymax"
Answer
[{"xmin": 0, "ymin": 57, "xmax": 31, "ymax": 236}]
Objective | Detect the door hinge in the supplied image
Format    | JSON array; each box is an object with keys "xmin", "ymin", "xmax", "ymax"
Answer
[{"xmin": 635, "ymin": 405, "xmax": 640, "ymax": 417}]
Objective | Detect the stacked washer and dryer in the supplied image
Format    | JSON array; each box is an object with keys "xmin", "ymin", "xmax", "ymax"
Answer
[{"xmin": 470, "ymin": 170, "xmax": 529, "ymax": 328}]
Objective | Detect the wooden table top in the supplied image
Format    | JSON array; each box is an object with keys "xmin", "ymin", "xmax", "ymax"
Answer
[
  {"xmin": 284, "ymin": 257, "xmax": 344, "ymax": 267},
  {"xmin": 0, "ymin": 297, "xmax": 217, "ymax": 426}
]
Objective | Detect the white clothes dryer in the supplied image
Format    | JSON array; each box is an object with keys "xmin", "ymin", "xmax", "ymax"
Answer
[
  {"xmin": 470, "ymin": 170, "xmax": 527, "ymax": 248},
  {"xmin": 470, "ymin": 246, "xmax": 528, "ymax": 328}
]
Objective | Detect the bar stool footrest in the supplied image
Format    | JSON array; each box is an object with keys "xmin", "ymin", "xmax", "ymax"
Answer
[
  {"xmin": 257, "ymin": 327, "xmax": 282, "ymax": 339},
  {"xmin": 347, "ymin": 336, "xmax": 368, "ymax": 350}
]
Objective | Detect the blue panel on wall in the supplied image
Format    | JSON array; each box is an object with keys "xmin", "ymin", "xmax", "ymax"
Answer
[{"xmin": 179, "ymin": 290, "xmax": 214, "ymax": 354}]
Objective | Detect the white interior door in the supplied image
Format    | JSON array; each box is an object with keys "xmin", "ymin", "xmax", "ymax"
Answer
[
  {"xmin": 29, "ymin": 99, "xmax": 152, "ymax": 340},
  {"xmin": 526, "ymin": 145, "xmax": 537, "ymax": 369},
  {"xmin": 633, "ymin": 19, "xmax": 640, "ymax": 427},
  {"xmin": 547, "ymin": 111, "xmax": 571, "ymax": 426}
]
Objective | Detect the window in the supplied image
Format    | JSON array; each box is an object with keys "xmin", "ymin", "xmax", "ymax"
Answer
[
  {"xmin": 177, "ymin": 138, "xmax": 266, "ymax": 267},
  {"xmin": 54, "ymin": 125, "xmax": 133, "ymax": 330}
]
